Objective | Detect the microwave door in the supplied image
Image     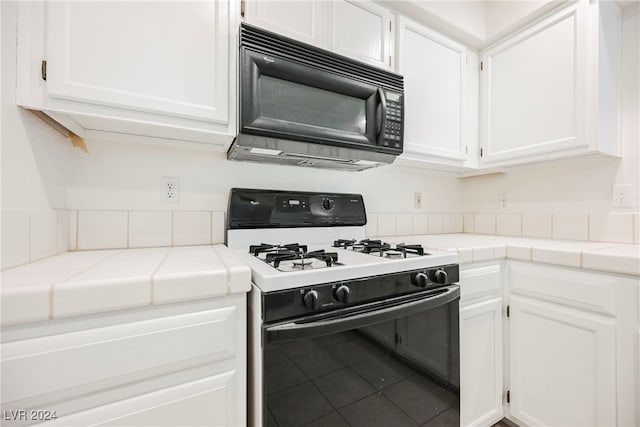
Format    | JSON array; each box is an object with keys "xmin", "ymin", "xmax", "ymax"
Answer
[{"xmin": 240, "ymin": 49, "xmax": 381, "ymax": 149}]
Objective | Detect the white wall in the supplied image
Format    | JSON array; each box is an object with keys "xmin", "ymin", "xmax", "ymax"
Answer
[
  {"xmin": 1, "ymin": 1, "xmax": 70, "ymax": 210},
  {"xmin": 67, "ymin": 139, "xmax": 464, "ymax": 215}
]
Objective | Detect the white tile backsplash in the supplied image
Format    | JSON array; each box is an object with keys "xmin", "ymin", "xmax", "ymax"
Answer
[
  {"xmin": 428, "ymin": 214, "xmax": 443, "ymax": 234},
  {"xmin": 56, "ymin": 210, "xmax": 70, "ymax": 254},
  {"xmin": 396, "ymin": 214, "xmax": 413, "ymax": 236},
  {"xmin": 78, "ymin": 211, "xmax": 128, "ymax": 250},
  {"xmin": 552, "ymin": 213, "xmax": 588, "ymax": 241},
  {"xmin": 211, "ymin": 211, "xmax": 225, "ymax": 244},
  {"xmin": 442, "ymin": 215, "xmax": 456, "ymax": 233},
  {"xmin": 69, "ymin": 210, "xmax": 78, "ymax": 250},
  {"xmin": 1, "ymin": 210, "xmax": 30, "ymax": 269},
  {"xmin": 454, "ymin": 214, "xmax": 464, "ymax": 233},
  {"xmin": 412, "ymin": 214, "xmax": 428, "ymax": 235},
  {"xmin": 497, "ymin": 214, "xmax": 522, "ymax": 237},
  {"xmin": 129, "ymin": 211, "xmax": 172, "ymax": 248},
  {"xmin": 522, "ymin": 213, "xmax": 552, "ymax": 238},
  {"xmin": 366, "ymin": 213, "xmax": 378, "ymax": 237},
  {"xmin": 463, "ymin": 214, "xmax": 474, "ymax": 233},
  {"xmin": 589, "ymin": 213, "xmax": 634, "ymax": 244},
  {"xmin": 377, "ymin": 214, "xmax": 396, "ymax": 236},
  {"xmin": 474, "ymin": 214, "xmax": 496, "ymax": 234},
  {"xmin": 30, "ymin": 210, "xmax": 58, "ymax": 261},
  {"xmin": 173, "ymin": 211, "xmax": 211, "ymax": 246}
]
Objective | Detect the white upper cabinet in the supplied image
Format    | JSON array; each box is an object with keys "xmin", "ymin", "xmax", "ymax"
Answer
[
  {"xmin": 330, "ymin": 1, "xmax": 392, "ymax": 69},
  {"xmin": 243, "ymin": 0, "xmax": 392, "ymax": 69},
  {"xmin": 243, "ymin": 0, "xmax": 329, "ymax": 48},
  {"xmin": 479, "ymin": 0, "xmax": 621, "ymax": 166},
  {"xmin": 17, "ymin": 0, "xmax": 236, "ymax": 147},
  {"xmin": 395, "ymin": 17, "xmax": 471, "ymax": 168}
]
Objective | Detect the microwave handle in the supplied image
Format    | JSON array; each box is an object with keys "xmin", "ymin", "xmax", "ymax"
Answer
[
  {"xmin": 265, "ymin": 285, "xmax": 459, "ymax": 343},
  {"xmin": 376, "ymin": 88, "xmax": 387, "ymax": 140}
]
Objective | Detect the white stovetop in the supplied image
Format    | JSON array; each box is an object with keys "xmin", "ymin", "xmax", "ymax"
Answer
[{"xmin": 233, "ymin": 244, "xmax": 458, "ymax": 293}]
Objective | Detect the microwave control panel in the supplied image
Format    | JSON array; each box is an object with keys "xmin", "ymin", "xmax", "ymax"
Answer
[{"xmin": 381, "ymin": 91, "xmax": 403, "ymax": 150}]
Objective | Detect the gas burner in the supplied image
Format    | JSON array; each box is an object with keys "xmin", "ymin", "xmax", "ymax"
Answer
[
  {"xmin": 333, "ymin": 239, "xmax": 356, "ymax": 248},
  {"xmin": 253, "ymin": 244, "xmax": 339, "ymax": 270},
  {"xmin": 333, "ymin": 239, "xmax": 428, "ymax": 259},
  {"xmin": 384, "ymin": 250, "xmax": 404, "ymax": 259},
  {"xmin": 249, "ymin": 243, "xmax": 308, "ymax": 257},
  {"xmin": 396, "ymin": 243, "xmax": 427, "ymax": 257}
]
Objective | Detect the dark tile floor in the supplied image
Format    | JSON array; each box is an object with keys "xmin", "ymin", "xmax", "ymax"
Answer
[{"xmin": 265, "ymin": 331, "xmax": 459, "ymax": 427}]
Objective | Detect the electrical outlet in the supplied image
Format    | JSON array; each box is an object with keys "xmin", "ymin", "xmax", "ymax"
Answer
[
  {"xmin": 612, "ymin": 184, "xmax": 632, "ymax": 208},
  {"xmin": 161, "ymin": 177, "xmax": 180, "ymax": 204},
  {"xmin": 414, "ymin": 192, "xmax": 423, "ymax": 209},
  {"xmin": 500, "ymin": 193, "xmax": 509, "ymax": 209}
]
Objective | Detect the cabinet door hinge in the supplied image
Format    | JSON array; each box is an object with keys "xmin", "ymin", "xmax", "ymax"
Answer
[
  {"xmin": 480, "ymin": 61, "xmax": 484, "ymax": 71},
  {"xmin": 389, "ymin": 55, "xmax": 391, "ymax": 66},
  {"xmin": 506, "ymin": 304, "xmax": 510, "ymax": 317},
  {"xmin": 394, "ymin": 333, "xmax": 402, "ymax": 344},
  {"xmin": 506, "ymin": 390, "xmax": 511, "ymax": 403},
  {"xmin": 41, "ymin": 60, "xmax": 47, "ymax": 81},
  {"xmin": 465, "ymin": 145, "xmax": 468, "ymax": 154},
  {"xmin": 480, "ymin": 147, "xmax": 484, "ymax": 157},
  {"xmin": 389, "ymin": 21, "xmax": 392, "ymax": 32},
  {"xmin": 240, "ymin": 0, "xmax": 245, "ymax": 17}
]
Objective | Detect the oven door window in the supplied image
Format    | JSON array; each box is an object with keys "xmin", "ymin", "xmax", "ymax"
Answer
[
  {"xmin": 240, "ymin": 49, "xmax": 381, "ymax": 148},
  {"xmin": 262, "ymin": 298, "xmax": 459, "ymax": 427}
]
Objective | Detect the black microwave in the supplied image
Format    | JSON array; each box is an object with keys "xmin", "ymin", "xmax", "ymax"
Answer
[{"xmin": 227, "ymin": 23, "xmax": 404, "ymax": 171}]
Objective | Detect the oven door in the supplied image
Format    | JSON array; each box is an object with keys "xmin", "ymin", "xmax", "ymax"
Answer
[
  {"xmin": 240, "ymin": 48, "xmax": 387, "ymax": 151},
  {"xmin": 262, "ymin": 286, "xmax": 460, "ymax": 427}
]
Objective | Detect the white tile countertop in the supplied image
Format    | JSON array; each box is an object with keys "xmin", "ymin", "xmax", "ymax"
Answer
[
  {"xmin": 0, "ymin": 245, "xmax": 250, "ymax": 326},
  {"xmin": 383, "ymin": 234, "xmax": 640, "ymax": 276}
]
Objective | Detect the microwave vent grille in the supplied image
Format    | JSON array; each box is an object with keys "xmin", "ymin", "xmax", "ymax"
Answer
[{"xmin": 240, "ymin": 23, "xmax": 403, "ymax": 93}]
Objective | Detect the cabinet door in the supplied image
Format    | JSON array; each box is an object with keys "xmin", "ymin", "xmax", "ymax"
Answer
[
  {"xmin": 480, "ymin": 0, "xmax": 588, "ymax": 165},
  {"xmin": 509, "ymin": 296, "xmax": 616, "ymax": 426},
  {"xmin": 244, "ymin": 0, "xmax": 329, "ymax": 48},
  {"xmin": 460, "ymin": 298, "xmax": 503, "ymax": 427},
  {"xmin": 330, "ymin": 1, "xmax": 392, "ymax": 69},
  {"xmin": 396, "ymin": 18, "xmax": 467, "ymax": 164},
  {"xmin": 45, "ymin": 1, "xmax": 231, "ymax": 124},
  {"xmin": 39, "ymin": 372, "xmax": 239, "ymax": 426}
]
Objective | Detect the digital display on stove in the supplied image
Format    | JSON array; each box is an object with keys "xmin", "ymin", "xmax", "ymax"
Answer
[{"xmin": 276, "ymin": 196, "xmax": 309, "ymax": 212}]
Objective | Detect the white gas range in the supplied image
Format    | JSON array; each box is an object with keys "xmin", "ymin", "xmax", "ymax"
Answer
[{"xmin": 227, "ymin": 188, "xmax": 461, "ymax": 427}]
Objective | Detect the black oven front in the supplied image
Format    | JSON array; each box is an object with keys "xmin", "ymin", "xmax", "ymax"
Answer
[{"xmin": 260, "ymin": 284, "xmax": 460, "ymax": 427}]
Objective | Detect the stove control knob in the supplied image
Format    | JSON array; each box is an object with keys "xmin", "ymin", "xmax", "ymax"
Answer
[
  {"xmin": 412, "ymin": 272, "xmax": 429, "ymax": 288},
  {"xmin": 433, "ymin": 269, "xmax": 448, "ymax": 285},
  {"xmin": 322, "ymin": 199, "xmax": 334, "ymax": 211},
  {"xmin": 303, "ymin": 290, "xmax": 319, "ymax": 310},
  {"xmin": 334, "ymin": 285, "xmax": 350, "ymax": 303}
]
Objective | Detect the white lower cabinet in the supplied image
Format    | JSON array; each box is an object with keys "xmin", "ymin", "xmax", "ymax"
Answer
[
  {"xmin": 39, "ymin": 372, "xmax": 237, "ymax": 427},
  {"xmin": 460, "ymin": 298, "xmax": 504, "ymax": 427},
  {"xmin": 1, "ymin": 295, "xmax": 246, "ymax": 427},
  {"xmin": 459, "ymin": 263, "xmax": 504, "ymax": 427},
  {"xmin": 506, "ymin": 262, "xmax": 638, "ymax": 427},
  {"xmin": 508, "ymin": 296, "xmax": 616, "ymax": 426}
]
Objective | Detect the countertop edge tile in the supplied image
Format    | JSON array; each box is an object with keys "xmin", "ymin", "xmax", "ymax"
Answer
[{"xmin": 582, "ymin": 251, "xmax": 640, "ymax": 276}]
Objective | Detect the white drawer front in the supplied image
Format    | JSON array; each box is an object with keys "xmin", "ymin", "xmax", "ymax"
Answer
[
  {"xmin": 2, "ymin": 306, "xmax": 237, "ymax": 403},
  {"xmin": 37, "ymin": 371, "xmax": 238, "ymax": 427},
  {"xmin": 509, "ymin": 261, "xmax": 617, "ymax": 315},
  {"xmin": 460, "ymin": 264, "xmax": 501, "ymax": 303}
]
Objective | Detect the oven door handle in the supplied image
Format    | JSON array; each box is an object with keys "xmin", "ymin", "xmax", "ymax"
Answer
[{"xmin": 265, "ymin": 285, "xmax": 459, "ymax": 343}]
